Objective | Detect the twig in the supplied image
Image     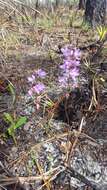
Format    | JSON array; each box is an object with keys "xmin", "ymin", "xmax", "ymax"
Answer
[
  {"xmin": 66, "ymin": 116, "xmax": 85, "ymax": 165},
  {"xmin": 8, "ymin": 129, "xmax": 97, "ymax": 169},
  {"xmin": 34, "ymin": 155, "xmax": 51, "ymax": 190},
  {"xmin": 66, "ymin": 166, "xmax": 102, "ymax": 190},
  {"xmin": 0, "ymin": 165, "xmax": 64, "ymax": 186}
]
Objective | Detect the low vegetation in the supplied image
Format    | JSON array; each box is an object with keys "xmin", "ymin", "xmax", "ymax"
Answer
[{"xmin": 0, "ymin": 1, "xmax": 107, "ymax": 190}]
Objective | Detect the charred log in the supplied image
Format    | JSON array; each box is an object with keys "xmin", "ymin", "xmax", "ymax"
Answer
[{"xmin": 85, "ymin": 0, "xmax": 106, "ymax": 26}]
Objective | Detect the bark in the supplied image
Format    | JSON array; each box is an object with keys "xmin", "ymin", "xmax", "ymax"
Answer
[
  {"xmin": 79, "ymin": 0, "xmax": 86, "ymax": 9},
  {"xmin": 85, "ymin": 0, "xmax": 106, "ymax": 26}
]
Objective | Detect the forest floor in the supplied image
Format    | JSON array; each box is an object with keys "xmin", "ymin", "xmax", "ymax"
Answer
[{"xmin": 0, "ymin": 5, "xmax": 107, "ymax": 190}]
